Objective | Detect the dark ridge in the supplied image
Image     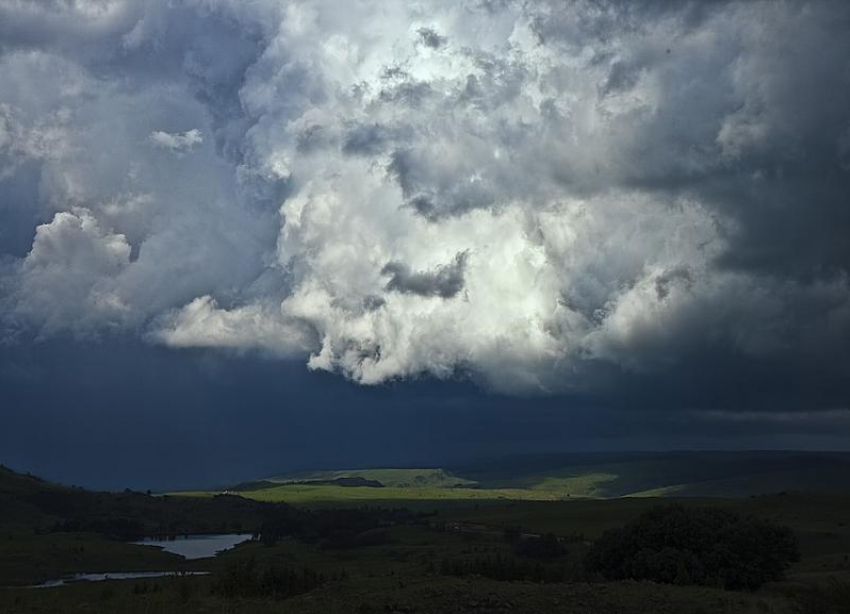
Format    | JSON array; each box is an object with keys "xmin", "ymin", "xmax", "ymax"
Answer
[{"xmin": 0, "ymin": 466, "xmax": 300, "ymax": 539}]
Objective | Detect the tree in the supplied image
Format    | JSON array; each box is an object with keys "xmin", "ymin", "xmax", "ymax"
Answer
[{"xmin": 584, "ymin": 504, "xmax": 799, "ymax": 590}]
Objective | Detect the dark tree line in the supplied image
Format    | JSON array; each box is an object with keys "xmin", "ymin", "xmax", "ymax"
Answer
[
  {"xmin": 584, "ymin": 504, "xmax": 800, "ymax": 590},
  {"xmin": 17, "ymin": 482, "xmax": 298, "ymax": 539},
  {"xmin": 258, "ymin": 506, "xmax": 429, "ymax": 549},
  {"xmin": 48, "ymin": 517, "xmax": 146, "ymax": 540}
]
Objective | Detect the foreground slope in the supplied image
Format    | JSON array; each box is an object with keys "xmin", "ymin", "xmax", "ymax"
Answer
[{"xmin": 3, "ymin": 463, "xmax": 850, "ymax": 613}]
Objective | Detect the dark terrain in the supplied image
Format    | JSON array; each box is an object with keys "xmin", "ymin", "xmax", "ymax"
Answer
[{"xmin": 2, "ymin": 453, "xmax": 850, "ymax": 613}]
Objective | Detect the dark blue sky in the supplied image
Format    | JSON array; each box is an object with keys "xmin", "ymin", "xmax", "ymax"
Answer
[
  {"xmin": 3, "ymin": 338, "xmax": 849, "ymax": 490},
  {"xmin": 2, "ymin": 1, "xmax": 850, "ymax": 490}
]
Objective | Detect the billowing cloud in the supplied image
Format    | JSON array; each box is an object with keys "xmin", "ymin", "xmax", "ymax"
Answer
[
  {"xmin": 1, "ymin": 0, "xmax": 849, "ymax": 407},
  {"xmin": 149, "ymin": 129, "xmax": 203, "ymax": 155},
  {"xmin": 5, "ymin": 208, "xmax": 131, "ymax": 336},
  {"xmin": 151, "ymin": 295, "xmax": 314, "ymax": 356}
]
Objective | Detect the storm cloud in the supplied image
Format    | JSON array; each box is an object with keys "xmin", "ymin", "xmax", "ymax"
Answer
[
  {"xmin": 382, "ymin": 252, "xmax": 468, "ymax": 299},
  {"xmin": 1, "ymin": 0, "xmax": 849, "ymax": 411}
]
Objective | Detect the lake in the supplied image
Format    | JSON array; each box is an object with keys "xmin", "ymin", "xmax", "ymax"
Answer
[
  {"xmin": 132, "ymin": 533, "xmax": 253, "ymax": 559},
  {"xmin": 20, "ymin": 534, "xmax": 253, "ymax": 589},
  {"xmin": 29, "ymin": 571, "xmax": 209, "ymax": 588}
]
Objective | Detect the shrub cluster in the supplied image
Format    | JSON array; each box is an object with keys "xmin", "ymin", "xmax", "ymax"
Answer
[
  {"xmin": 211, "ymin": 557, "xmax": 332, "ymax": 599},
  {"xmin": 584, "ymin": 504, "xmax": 799, "ymax": 590},
  {"xmin": 439, "ymin": 553, "xmax": 567, "ymax": 583},
  {"xmin": 511, "ymin": 532, "xmax": 567, "ymax": 559},
  {"xmin": 258, "ymin": 506, "xmax": 424, "ymax": 549},
  {"xmin": 49, "ymin": 517, "xmax": 145, "ymax": 540}
]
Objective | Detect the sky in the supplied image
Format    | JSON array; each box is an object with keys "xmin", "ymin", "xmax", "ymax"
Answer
[{"xmin": 1, "ymin": 0, "xmax": 850, "ymax": 490}]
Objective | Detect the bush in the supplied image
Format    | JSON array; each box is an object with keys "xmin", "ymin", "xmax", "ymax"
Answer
[
  {"xmin": 259, "ymin": 506, "xmax": 422, "ymax": 547},
  {"xmin": 792, "ymin": 579, "xmax": 850, "ymax": 614},
  {"xmin": 440, "ymin": 553, "xmax": 567, "ymax": 583},
  {"xmin": 211, "ymin": 557, "xmax": 328, "ymax": 599},
  {"xmin": 512, "ymin": 533, "xmax": 567, "ymax": 559},
  {"xmin": 584, "ymin": 505, "xmax": 799, "ymax": 590}
]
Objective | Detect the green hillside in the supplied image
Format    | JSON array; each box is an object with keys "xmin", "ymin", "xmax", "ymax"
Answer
[
  {"xmin": 200, "ymin": 451, "xmax": 850, "ymax": 505},
  {"xmin": 266, "ymin": 468, "xmax": 476, "ymax": 489},
  {"xmin": 451, "ymin": 451, "xmax": 850, "ymax": 498}
]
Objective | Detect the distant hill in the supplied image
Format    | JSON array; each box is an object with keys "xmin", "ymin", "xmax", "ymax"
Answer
[
  {"xmin": 0, "ymin": 464, "xmax": 295, "ymax": 536},
  {"xmin": 11, "ymin": 450, "xmax": 850, "ymax": 515},
  {"xmin": 0, "ymin": 465, "xmax": 64, "ymax": 530},
  {"xmin": 220, "ymin": 451, "xmax": 850, "ymax": 504},
  {"xmin": 0, "ymin": 465, "xmax": 63, "ymax": 496},
  {"xmin": 230, "ymin": 477, "xmax": 385, "ymax": 490},
  {"xmin": 449, "ymin": 450, "xmax": 850, "ymax": 498},
  {"xmin": 264, "ymin": 468, "xmax": 476, "ymax": 489}
]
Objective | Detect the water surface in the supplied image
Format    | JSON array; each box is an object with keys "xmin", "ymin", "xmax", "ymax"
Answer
[
  {"xmin": 133, "ymin": 533, "xmax": 253, "ymax": 559},
  {"xmin": 11, "ymin": 534, "xmax": 251, "ymax": 589},
  {"xmin": 31, "ymin": 571, "xmax": 208, "ymax": 588}
]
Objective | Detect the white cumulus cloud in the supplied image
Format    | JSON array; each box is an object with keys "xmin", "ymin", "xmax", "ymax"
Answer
[{"xmin": 1, "ymin": 0, "xmax": 850, "ymax": 404}]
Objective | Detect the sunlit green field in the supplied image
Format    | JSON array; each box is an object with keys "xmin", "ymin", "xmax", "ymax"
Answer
[
  {"xmin": 174, "ymin": 466, "xmax": 625, "ymax": 505},
  {"xmin": 177, "ymin": 483, "xmax": 566, "ymax": 505},
  {"xmin": 173, "ymin": 455, "xmax": 850, "ymax": 509},
  {"xmin": 264, "ymin": 468, "xmax": 477, "ymax": 488},
  {"xmin": 179, "ymin": 453, "xmax": 850, "ymax": 506}
]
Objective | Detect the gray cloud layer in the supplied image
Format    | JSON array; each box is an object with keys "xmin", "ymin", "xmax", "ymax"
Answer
[
  {"xmin": 1, "ymin": 0, "xmax": 849, "ymax": 409},
  {"xmin": 383, "ymin": 252, "xmax": 468, "ymax": 299}
]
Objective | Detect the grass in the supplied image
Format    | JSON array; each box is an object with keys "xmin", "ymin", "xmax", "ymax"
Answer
[
  {"xmin": 451, "ymin": 451, "xmax": 850, "ymax": 498},
  {"xmin": 0, "ymin": 574, "xmax": 802, "ymax": 614},
  {"xmin": 0, "ymin": 520, "xmax": 831, "ymax": 614},
  {"xmin": 527, "ymin": 473, "xmax": 619, "ymax": 496},
  {"xmin": 168, "ymin": 452, "xmax": 850, "ymax": 512},
  {"xmin": 3, "ymin": 490, "xmax": 850, "ymax": 613},
  {"xmin": 195, "ymin": 452, "xmax": 850, "ymax": 506},
  {"xmin": 177, "ymin": 484, "xmax": 567, "ymax": 506},
  {"xmin": 0, "ymin": 532, "xmax": 187, "ymax": 586},
  {"xmin": 266, "ymin": 468, "xmax": 477, "ymax": 489},
  {"xmin": 5, "ymin": 458, "xmax": 850, "ymax": 613}
]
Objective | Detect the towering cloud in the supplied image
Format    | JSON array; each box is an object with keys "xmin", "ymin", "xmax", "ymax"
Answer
[{"xmin": 1, "ymin": 0, "xmax": 849, "ymax": 407}]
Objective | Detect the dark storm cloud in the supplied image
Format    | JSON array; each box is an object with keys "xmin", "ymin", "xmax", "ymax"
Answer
[
  {"xmin": 378, "ymin": 80, "xmax": 433, "ymax": 107},
  {"xmin": 0, "ymin": 0, "xmax": 849, "ymax": 415},
  {"xmin": 417, "ymin": 27, "xmax": 446, "ymax": 49},
  {"xmin": 382, "ymin": 252, "xmax": 468, "ymax": 299},
  {"xmin": 387, "ymin": 148, "xmax": 496, "ymax": 220},
  {"xmin": 342, "ymin": 123, "xmax": 390, "ymax": 156},
  {"xmin": 654, "ymin": 267, "xmax": 692, "ymax": 301},
  {"xmin": 340, "ymin": 122, "xmax": 414, "ymax": 157},
  {"xmin": 578, "ymin": 1, "xmax": 850, "ymax": 283},
  {"xmin": 600, "ymin": 60, "xmax": 642, "ymax": 96}
]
